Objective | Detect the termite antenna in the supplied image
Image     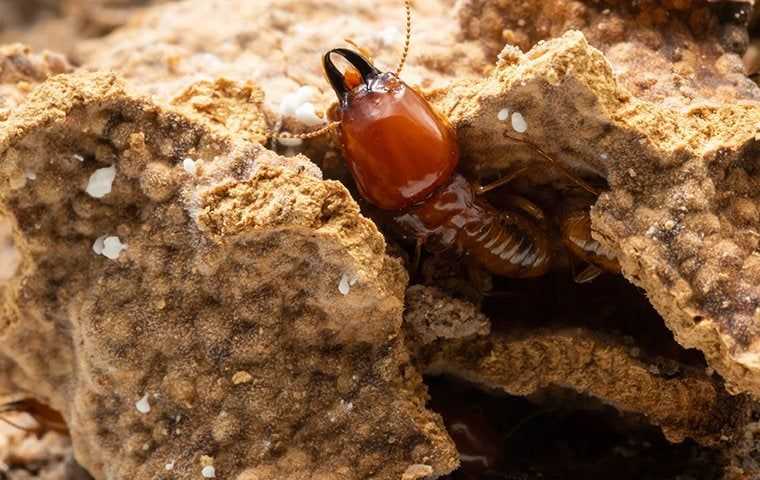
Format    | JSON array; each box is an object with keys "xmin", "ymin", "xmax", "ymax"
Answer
[
  {"xmin": 503, "ymin": 132, "xmax": 600, "ymax": 196},
  {"xmin": 254, "ymin": 119, "xmax": 341, "ymax": 143},
  {"xmin": 275, "ymin": 122, "xmax": 341, "ymax": 140},
  {"xmin": 394, "ymin": 0, "xmax": 412, "ymax": 77}
]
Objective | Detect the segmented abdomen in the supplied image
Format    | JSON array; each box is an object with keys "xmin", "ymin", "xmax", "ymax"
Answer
[
  {"xmin": 456, "ymin": 200, "xmax": 552, "ymax": 278},
  {"xmin": 391, "ymin": 174, "xmax": 552, "ymax": 278}
]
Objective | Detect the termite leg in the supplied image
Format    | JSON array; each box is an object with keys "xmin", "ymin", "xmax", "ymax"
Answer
[
  {"xmin": 575, "ymin": 263, "xmax": 604, "ymax": 283},
  {"xmin": 503, "ymin": 133, "xmax": 600, "ymax": 196},
  {"xmin": 500, "ymin": 194, "xmax": 547, "ymax": 225},
  {"xmin": 474, "ymin": 167, "xmax": 529, "ymax": 195},
  {"xmin": 411, "ymin": 237, "xmax": 424, "ymax": 278}
]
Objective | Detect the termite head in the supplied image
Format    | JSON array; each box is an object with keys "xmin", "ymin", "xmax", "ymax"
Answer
[{"xmin": 322, "ymin": 49, "xmax": 459, "ymax": 211}]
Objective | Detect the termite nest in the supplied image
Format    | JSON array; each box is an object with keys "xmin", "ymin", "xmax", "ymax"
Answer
[{"xmin": 0, "ymin": 0, "xmax": 759, "ymax": 479}]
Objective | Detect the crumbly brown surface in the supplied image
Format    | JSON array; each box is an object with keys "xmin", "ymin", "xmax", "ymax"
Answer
[
  {"xmin": 434, "ymin": 30, "xmax": 760, "ymax": 400},
  {"xmin": 0, "ymin": 44, "xmax": 72, "ymax": 122},
  {"xmin": 0, "ymin": 0, "xmax": 759, "ymax": 479},
  {"xmin": 422, "ymin": 327, "xmax": 750, "ymax": 446},
  {"xmin": 0, "ymin": 72, "xmax": 459, "ymax": 479},
  {"xmin": 457, "ymin": 0, "xmax": 757, "ymax": 106},
  {"xmin": 403, "ymin": 285, "xmax": 490, "ymax": 346}
]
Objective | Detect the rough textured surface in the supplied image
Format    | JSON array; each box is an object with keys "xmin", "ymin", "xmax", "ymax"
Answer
[
  {"xmin": 77, "ymin": 0, "xmax": 489, "ymax": 118},
  {"xmin": 457, "ymin": 0, "xmax": 758, "ymax": 106},
  {"xmin": 403, "ymin": 286, "xmax": 490, "ymax": 346},
  {"xmin": 434, "ymin": 31, "xmax": 760, "ymax": 400},
  {"xmin": 0, "ymin": 1, "xmax": 173, "ymax": 58},
  {"xmin": 0, "ymin": 73, "xmax": 457, "ymax": 479},
  {"xmin": 1, "ymin": 0, "xmax": 760, "ymax": 478},
  {"xmin": 421, "ymin": 327, "xmax": 750, "ymax": 446},
  {"xmin": 725, "ymin": 404, "xmax": 760, "ymax": 478},
  {"xmin": 0, "ymin": 44, "xmax": 72, "ymax": 122},
  {"xmin": 170, "ymin": 78, "xmax": 268, "ymax": 145}
]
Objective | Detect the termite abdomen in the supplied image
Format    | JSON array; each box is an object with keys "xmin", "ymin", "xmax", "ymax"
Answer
[
  {"xmin": 392, "ymin": 174, "xmax": 552, "ymax": 278},
  {"xmin": 460, "ymin": 205, "xmax": 551, "ymax": 278}
]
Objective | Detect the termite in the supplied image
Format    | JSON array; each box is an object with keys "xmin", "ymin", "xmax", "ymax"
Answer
[
  {"xmin": 559, "ymin": 207, "xmax": 620, "ymax": 283},
  {"xmin": 318, "ymin": 2, "xmax": 578, "ymax": 278},
  {"xmin": 0, "ymin": 396, "xmax": 68, "ymax": 437},
  {"xmin": 275, "ymin": 1, "xmax": 609, "ymax": 280}
]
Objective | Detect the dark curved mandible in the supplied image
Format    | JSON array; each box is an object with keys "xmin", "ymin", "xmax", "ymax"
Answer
[{"xmin": 322, "ymin": 48, "xmax": 382, "ymax": 100}]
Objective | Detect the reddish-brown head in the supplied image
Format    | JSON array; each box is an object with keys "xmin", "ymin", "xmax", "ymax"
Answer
[{"xmin": 323, "ymin": 49, "xmax": 459, "ymax": 211}]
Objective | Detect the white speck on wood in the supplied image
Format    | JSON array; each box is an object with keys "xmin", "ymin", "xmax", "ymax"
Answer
[
  {"xmin": 135, "ymin": 394, "xmax": 151, "ymax": 414},
  {"xmin": 86, "ymin": 166, "xmax": 116, "ymax": 198},
  {"xmin": 511, "ymin": 112, "xmax": 528, "ymax": 133},
  {"xmin": 92, "ymin": 235, "xmax": 107, "ymax": 255},
  {"xmin": 201, "ymin": 466, "xmax": 216, "ymax": 478},
  {"xmin": 497, "ymin": 108, "xmax": 510, "ymax": 121},
  {"xmin": 295, "ymin": 102, "xmax": 324, "ymax": 127},
  {"xmin": 279, "ymin": 86, "xmax": 316, "ymax": 117},
  {"xmin": 378, "ymin": 26, "xmax": 401, "ymax": 46},
  {"xmin": 101, "ymin": 236, "xmax": 127, "ymax": 260},
  {"xmin": 338, "ymin": 273, "xmax": 351, "ymax": 295},
  {"xmin": 183, "ymin": 158, "xmax": 197, "ymax": 175}
]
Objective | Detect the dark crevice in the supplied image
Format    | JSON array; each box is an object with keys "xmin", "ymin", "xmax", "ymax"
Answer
[
  {"xmin": 427, "ymin": 376, "xmax": 726, "ymax": 480},
  {"xmin": 482, "ymin": 270, "xmax": 707, "ymax": 368}
]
